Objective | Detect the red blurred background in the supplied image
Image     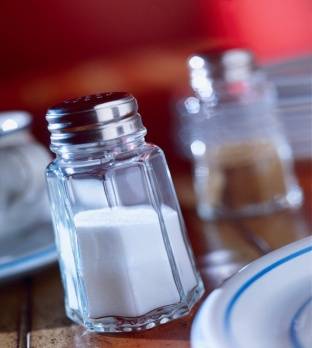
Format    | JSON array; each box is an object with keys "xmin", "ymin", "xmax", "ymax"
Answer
[{"xmin": 0, "ymin": 0, "xmax": 311, "ymax": 162}]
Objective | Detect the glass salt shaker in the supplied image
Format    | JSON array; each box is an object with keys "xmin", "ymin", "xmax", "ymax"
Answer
[
  {"xmin": 187, "ymin": 49, "xmax": 302, "ymax": 219},
  {"xmin": 45, "ymin": 92, "xmax": 204, "ymax": 333}
]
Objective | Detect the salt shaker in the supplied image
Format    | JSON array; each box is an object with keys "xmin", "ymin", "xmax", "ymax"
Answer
[
  {"xmin": 45, "ymin": 92, "xmax": 204, "ymax": 332},
  {"xmin": 187, "ymin": 49, "xmax": 302, "ymax": 219}
]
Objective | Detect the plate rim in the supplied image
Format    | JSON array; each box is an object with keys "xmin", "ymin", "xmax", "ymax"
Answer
[
  {"xmin": 191, "ymin": 236, "xmax": 312, "ymax": 348},
  {"xmin": 0, "ymin": 245, "xmax": 57, "ymax": 282}
]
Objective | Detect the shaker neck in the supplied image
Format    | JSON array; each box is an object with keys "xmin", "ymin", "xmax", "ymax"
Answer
[{"xmin": 53, "ymin": 132, "xmax": 147, "ymax": 161}]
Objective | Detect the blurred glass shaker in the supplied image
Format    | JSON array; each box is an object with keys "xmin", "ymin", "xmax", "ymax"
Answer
[
  {"xmin": 0, "ymin": 111, "xmax": 51, "ymax": 234},
  {"xmin": 186, "ymin": 49, "xmax": 302, "ymax": 219}
]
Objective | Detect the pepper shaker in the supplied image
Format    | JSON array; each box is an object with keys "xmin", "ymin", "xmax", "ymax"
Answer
[
  {"xmin": 45, "ymin": 92, "xmax": 204, "ymax": 332},
  {"xmin": 186, "ymin": 49, "xmax": 302, "ymax": 219}
]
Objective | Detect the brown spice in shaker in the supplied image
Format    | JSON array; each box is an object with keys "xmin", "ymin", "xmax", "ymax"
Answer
[{"xmin": 206, "ymin": 141, "xmax": 287, "ymax": 210}]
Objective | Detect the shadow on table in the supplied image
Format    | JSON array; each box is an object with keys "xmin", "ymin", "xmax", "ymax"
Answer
[{"xmin": 184, "ymin": 206, "xmax": 311, "ymax": 291}]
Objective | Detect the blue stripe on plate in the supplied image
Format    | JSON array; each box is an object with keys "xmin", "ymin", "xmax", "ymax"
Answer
[
  {"xmin": 224, "ymin": 245, "xmax": 312, "ymax": 337},
  {"xmin": 289, "ymin": 297, "xmax": 312, "ymax": 348},
  {"xmin": 0, "ymin": 245, "xmax": 56, "ymax": 272}
]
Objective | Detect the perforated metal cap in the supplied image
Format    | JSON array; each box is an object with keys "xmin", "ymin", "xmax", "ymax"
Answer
[{"xmin": 46, "ymin": 92, "xmax": 146, "ymax": 149}]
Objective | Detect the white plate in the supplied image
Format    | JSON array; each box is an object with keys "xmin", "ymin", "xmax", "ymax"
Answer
[
  {"xmin": 191, "ymin": 236, "xmax": 312, "ymax": 348},
  {"xmin": 0, "ymin": 222, "xmax": 57, "ymax": 282}
]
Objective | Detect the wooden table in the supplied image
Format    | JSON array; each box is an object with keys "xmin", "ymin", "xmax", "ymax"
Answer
[{"xmin": 1, "ymin": 161, "xmax": 311, "ymax": 348}]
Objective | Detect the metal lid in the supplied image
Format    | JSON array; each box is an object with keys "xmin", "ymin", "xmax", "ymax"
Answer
[
  {"xmin": 188, "ymin": 48, "xmax": 256, "ymax": 80},
  {"xmin": 188, "ymin": 48, "xmax": 257, "ymax": 97},
  {"xmin": 46, "ymin": 92, "xmax": 146, "ymax": 150},
  {"xmin": 0, "ymin": 111, "xmax": 31, "ymax": 137}
]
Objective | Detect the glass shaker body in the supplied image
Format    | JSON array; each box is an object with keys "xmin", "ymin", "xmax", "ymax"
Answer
[
  {"xmin": 45, "ymin": 93, "xmax": 203, "ymax": 332},
  {"xmin": 188, "ymin": 50, "xmax": 302, "ymax": 219}
]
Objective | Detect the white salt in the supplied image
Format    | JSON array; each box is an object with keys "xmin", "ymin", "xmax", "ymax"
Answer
[{"xmin": 74, "ymin": 205, "xmax": 197, "ymax": 319}]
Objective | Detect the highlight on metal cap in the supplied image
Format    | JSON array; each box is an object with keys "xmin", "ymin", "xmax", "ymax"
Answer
[{"xmin": 46, "ymin": 92, "xmax": 146, "ymax": 150}]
